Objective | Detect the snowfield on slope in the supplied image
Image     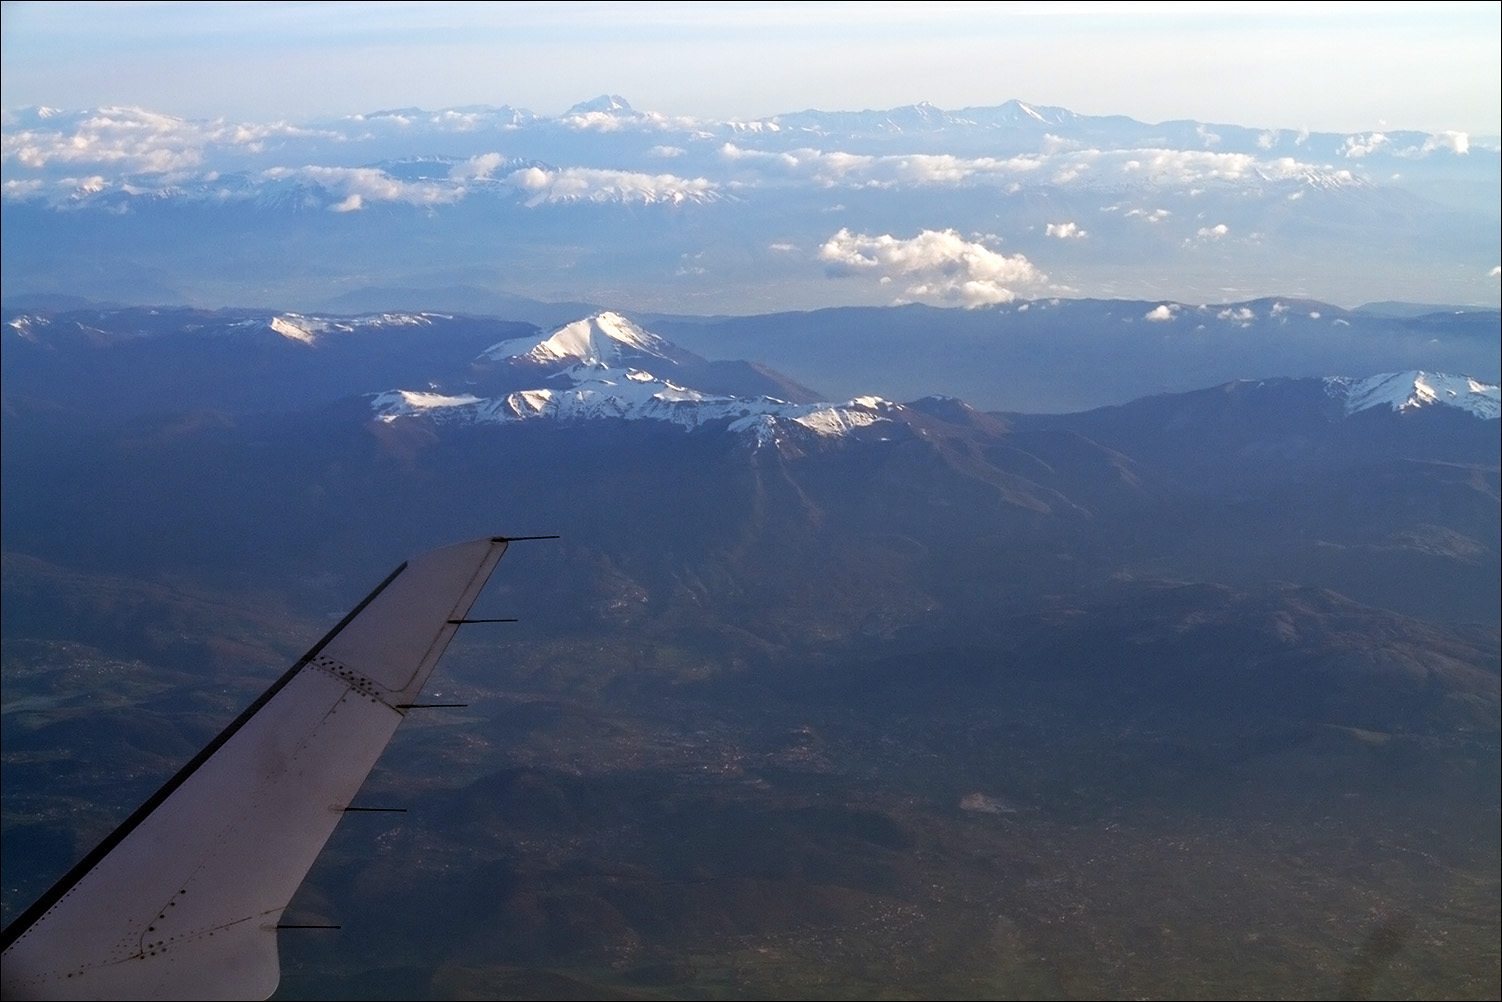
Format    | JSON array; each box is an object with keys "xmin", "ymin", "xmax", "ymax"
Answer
[{"xmin": 1328, "ymin": 372, "xmax": 1501, "ymax": 420}]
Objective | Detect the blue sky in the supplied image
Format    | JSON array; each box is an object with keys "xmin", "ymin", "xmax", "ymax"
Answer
[{"xmin": 2, "ymin": 1, "xmax": 1498, "ymax": 132}]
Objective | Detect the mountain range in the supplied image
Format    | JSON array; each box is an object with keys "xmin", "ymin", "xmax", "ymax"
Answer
[
  {"xmin": 7, "ymin": 297, "xmax": 1497, "ymax": 414},
  {"xmin": 2, "ymin": 300, "xmax": 1498, "ymax": 999},
  {"xmin": 4, "ymin": 303, "xmax": 1496, "ymax": 625}
]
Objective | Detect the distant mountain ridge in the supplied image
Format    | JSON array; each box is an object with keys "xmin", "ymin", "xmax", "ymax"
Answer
[
  {"xmin": 4, "ymin": 95, "xmax": 1494, "ymax": 314},
  {"xmin": 364, "ymin": 312, "xmax": 1501, "ymax": 454},
  {"xmin": 6, "ymin": 300, "xmax": 1499, "ymax": 416}
]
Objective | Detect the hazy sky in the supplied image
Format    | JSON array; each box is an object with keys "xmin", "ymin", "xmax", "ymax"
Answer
[{"xmin": 2, "ymin": 1, "xmax": 1499, "ymax": 133}]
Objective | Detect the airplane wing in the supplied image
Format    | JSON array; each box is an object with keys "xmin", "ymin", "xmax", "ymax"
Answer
[{"xmin": 1, "ymin": 536, "xmax": 523, "ymax": 1001}]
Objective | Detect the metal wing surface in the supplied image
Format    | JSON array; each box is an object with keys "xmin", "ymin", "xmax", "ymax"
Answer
[{"xmin": 1, "ymin": 536, "xmax": 513, "ymax": 1001}]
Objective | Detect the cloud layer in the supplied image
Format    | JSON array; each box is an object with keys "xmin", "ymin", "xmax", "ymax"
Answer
[
  {"xmin": 506, "ymin": 166, "xmax": 716, "ymax": 205},
  {"xmin": 3, "ymin": 102, "xmax": 1414, "ymax": 216},
  {"xmin": 2, "ymin": 99, "xmax": 1493, "ymax": 311}
]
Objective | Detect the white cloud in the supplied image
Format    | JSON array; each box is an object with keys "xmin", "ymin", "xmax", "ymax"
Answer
[
  {"xmin": 1217, "ymin": 306, "xmax": 1255, "ymax": 323},
  {"xmin": 1196, "ymin": 223, "xmax": 1230, "ymax": 239},
  {"xmin": 7, "ymin": 104, "xmax": 1361, "ymax": 216},
  {"xmin": 505, "ymin": 166, "xmax": 716, "ymax": 205},
  {"xmin": 1144, "ymin": 304, "xmax": 1177, "ymax": 322},
  {"xmin": 1, "ymin": 106, "xmax": 327, "ymax": 174},
  {"xmin": 559, "ymin": 108, "xmax": 695, "ymax": 133},
  {"xmin": 768, "ymin": 242, "xmax": 798, "ymax": 252},
  {"xmin": 559, "ymin": 111, "xmax": 627, "ymax": 132},
  {"xmin": 1382, "ymin": 131, "xmax": 1471, "ymax": 158},
  {"xmin": 1120, "ymin": 149, "xmax": 1259, "ymax": 183},
  {"xmin": 1118, "ymin": 149, "xmax": 1356, "ymax": 191},
  {"xmin": 1420, "ymin": 131, "xmax": 1470, "ymax": 155},
  {"xmin": 1124, "ymin": 207, "xmax": 1171, "ymax": 223},
  {"xmin": 1044, "ymin": 222, "xmax": 1086, "ymax": 239},
  {"xmin": 892, "ymin": 153, "xmax": 1008, "ymax": 184},
  {"xmin": 2, "ymin": 178, "xmax": 45, "ymax": 198},
  {"xmin": 349, "ymin": 107, "xmax": 529, "ymax": 136},
  {"xmin": 449, "ymin": 152, "xmax": 510, "ymax": 180},
  {"xmin": 718, "ymin": 141, "xmax": 1043, "ymax": 188},
  {"xmin": 1491, "ymin": 265, "xmax": 1501, "ymax": 278},
  {"xmin": 262, "ymin": 165, "xmax": 465, "ymax": 209},
  {"xmin": 1256, "ymin": 130, "xmax": 1277, "ymax": 150},
  {"xmin": 1341, "ymin": 132, "xmax": 1389, "ymax": 158},
  {"xmin": 818, "ymin": 228, "xmax": 1044, "ymax": 307}
]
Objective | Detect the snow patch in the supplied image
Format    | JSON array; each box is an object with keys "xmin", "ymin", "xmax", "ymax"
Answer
[
  {"xmin": 1329, "ymin": 372, "xmax": 1500, "ymax": 419},
  {"xmin": 270, "ymin": 315, "xmax": 319, "ymax": 343},
  {"xmin": 270, "ymin": 312, "xmax": 437, "ymax": 344},
  {"xmin": 370, "ymin": 389, "xmax": 481, "ymax": 420},
  {"xmin": 793, "ymin": 403, "xmax": 886, "ymax": 436},
  {"xmin": 375, "ymin": 363, "xmax": 893, "ymax": 441}
]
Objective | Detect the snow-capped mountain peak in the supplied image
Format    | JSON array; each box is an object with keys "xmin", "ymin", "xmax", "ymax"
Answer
[
  {"xmin": 375, "ymin": 312, "xmax": 896, "ymax": 446},
  {"xmin": 1328, "ymin": 371, "xmax": 1500, "ymax": 419},
  {"xmin": 567, "ymin": 95, "xmax": 634, "ymax": 116},
  {"xmin": 478, "ymin": 311, "xmax": 676, "ymax": 367}
]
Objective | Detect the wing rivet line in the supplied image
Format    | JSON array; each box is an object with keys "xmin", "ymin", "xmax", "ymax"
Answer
[{"xmin": 308, "ymin": 654, "xmax": 383, "ymax": 699}]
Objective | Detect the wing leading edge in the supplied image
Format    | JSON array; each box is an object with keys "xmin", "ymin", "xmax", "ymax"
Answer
[{"xmin": 1, "ymin": 536, "xmax": 516, "ymax": 1001}]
